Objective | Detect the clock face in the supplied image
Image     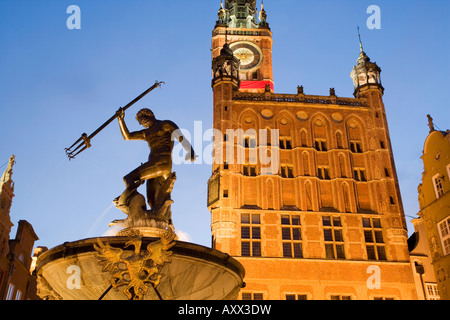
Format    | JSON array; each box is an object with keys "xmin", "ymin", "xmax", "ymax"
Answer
[{"xmin": 230, "ymin": 41, "xmax": 262, "ymax": 71}]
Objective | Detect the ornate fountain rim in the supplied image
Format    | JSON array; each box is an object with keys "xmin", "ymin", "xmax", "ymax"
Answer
[{"xmin": 36, "ymin": 236, "xmax": 246, "ymax": 283}]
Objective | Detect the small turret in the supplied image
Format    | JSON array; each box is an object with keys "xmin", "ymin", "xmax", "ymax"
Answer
[
  {"xmin": 350, "ymin": 27, "xmax": 383, "ymax": 97},
  {"xmin": 219, "ymin": 0, "xmax": 259, "ymax": 29},
  {"xmin": 212, "ymin": 41, "xmax": 241, "ymax": 89},
  {"xmin": 259, "ymin": 1, "xmax": 269, "ymax": 27},
  {"xmin": 217, "ymin": 1, "xmax": 226, "ymax": 26}
]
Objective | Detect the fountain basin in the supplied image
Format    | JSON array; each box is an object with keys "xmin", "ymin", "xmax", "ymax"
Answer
[{"xmin": 36, "ymin": 236, "xmax": 245, "ymax": 300}]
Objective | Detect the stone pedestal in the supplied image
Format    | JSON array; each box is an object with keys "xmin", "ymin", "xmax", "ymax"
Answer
[{"xmin": 117, "ymin": 225, "xmax": 176, "ymax": 238}]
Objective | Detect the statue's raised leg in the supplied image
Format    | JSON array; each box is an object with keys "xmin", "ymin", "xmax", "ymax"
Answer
[
  {"xmin": 110, "ymin": 172, "xmax": 177, "ymax": 228},
  {"xmin": 148, "ymin": 172, "xmax": 176, "ymax": 223}
]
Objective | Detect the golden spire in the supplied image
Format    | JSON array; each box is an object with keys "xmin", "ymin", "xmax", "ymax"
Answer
[{"xmin": 218, "ymin": 1, "xmax": 226, "ymax": 24}]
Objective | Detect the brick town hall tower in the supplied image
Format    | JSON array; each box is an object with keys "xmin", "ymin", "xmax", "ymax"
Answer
[{"xmin": 207, "ymin": 0, "xmax": 417, "ymax": 300}]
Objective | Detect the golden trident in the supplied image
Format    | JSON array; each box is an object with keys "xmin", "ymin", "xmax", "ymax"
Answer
[{"xmin": 65, "ymin": 81, "xmax": 164, "ymax": 160}]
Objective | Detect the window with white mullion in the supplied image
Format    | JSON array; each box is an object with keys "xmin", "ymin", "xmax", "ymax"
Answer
[
  {"xmin": 281, "ymin": 215, "xmax": 303, "ymax": 258},
  {"xmin": 432, "ymin": 173, "xmax": 445, "ymax": 199},
  {"xmin": 241, "ymin": 213, "xmax": 262, "ymax": 257},
  {"xmin": 438, "ymin": 217, "xmax": 450, "ymax": 256}
]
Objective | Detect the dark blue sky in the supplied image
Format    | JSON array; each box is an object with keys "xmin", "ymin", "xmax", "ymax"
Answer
[{"xmin": 0, "ymin": 0, "xmax": 449, "ymax": 249}]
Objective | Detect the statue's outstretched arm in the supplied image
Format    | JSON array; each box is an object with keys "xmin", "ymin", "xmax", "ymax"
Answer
[
  {"xmin": 116, "ymin": 108, "xmax": 145, "ymax": 141},
  {"xmin": 169, "ymin": 123, "xmax": 196, "ymax": 162}
]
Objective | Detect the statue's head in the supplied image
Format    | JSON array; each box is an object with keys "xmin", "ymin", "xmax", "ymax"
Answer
[{"xmin": 136, "ymin": 108, "xmax": 155, "ymax": 128}]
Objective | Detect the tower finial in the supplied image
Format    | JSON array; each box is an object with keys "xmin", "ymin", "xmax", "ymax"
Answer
[
  {"xmin": 259, "ymin": 0, "xmax": 268, "ymax": 26},
  {"xmin": 357, "ymin": 26, "xmax": 364, "ymax": 52},
  {"xmin": 427, "ymin": 114, "xmax": 435, "ymax": 132},
  {"xmin": 1, "ymin": 155, "xmax": 15, "ymax": 183},
  {"xmin": 217, "ymin": 1, "xmax": 226, "ymax": 25}
]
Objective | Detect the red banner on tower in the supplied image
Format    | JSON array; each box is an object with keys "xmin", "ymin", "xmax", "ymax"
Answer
[{"xmin": 240, "ymin": 81, "xmax": 274, "ymax": 90}]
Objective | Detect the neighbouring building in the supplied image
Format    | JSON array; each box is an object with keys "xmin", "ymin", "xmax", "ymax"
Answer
[
  {"xmin": 417, "ymin": 116, "xmax": 450, "ymax": 300},
  {"xmin": 0, "ymin": 155, "xmax": 40, "ymax": 300},
  {"xmin": 208, "ymin": 0, "xmax": 417, "ymax": 300},
  {"xmin": 408, "ymin": 217, "xmax": 440, "ymax": 299}
]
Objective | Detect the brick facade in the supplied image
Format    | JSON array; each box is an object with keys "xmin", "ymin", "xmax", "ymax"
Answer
[{"xmin": 208, "ymin": 1, "xmax": 417, "ymax": 300}]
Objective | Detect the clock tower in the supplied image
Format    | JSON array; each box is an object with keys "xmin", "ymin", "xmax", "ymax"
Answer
[
  {"xmin": 209, "ymin": 2, "xmax": 417, "ymax": 300},
  {"xmin": 212, "ymin": 0, "xmax": 273, "ymax": 92}
]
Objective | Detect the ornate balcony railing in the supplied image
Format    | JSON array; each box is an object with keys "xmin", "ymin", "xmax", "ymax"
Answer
[{"xmin": 233, "ymin": 91, "xmax": 367, "ymax": 107}]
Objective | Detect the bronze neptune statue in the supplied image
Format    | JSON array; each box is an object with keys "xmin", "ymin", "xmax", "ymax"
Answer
[{"xmin": 111, "ymin": 107, "xmax": 195, "ymax": 229}]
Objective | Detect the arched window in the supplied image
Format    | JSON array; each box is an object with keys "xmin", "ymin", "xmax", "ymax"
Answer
[
  {"xmin": 347, "ymin": 119, "xmax": 364, "ymax": 153},
  {"xmin": 313, "ymin": 117, "xmax": 329, "ymax": 152}
]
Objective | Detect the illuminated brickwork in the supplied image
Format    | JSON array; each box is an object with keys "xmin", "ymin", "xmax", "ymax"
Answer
[
  {"xmin": 208, "ymin": 1, "xmax": 417, "ymax": 300},
  {"xmin": 417, "ymin": 120, "xmax": 450, "ymax": 300}
]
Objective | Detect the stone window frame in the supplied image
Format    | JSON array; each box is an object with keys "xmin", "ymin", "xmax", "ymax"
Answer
[
  {"xmin": 240, "ymin": 213, "xmax": 262, "ymax": 257},
  {"xmin": 317, "ymin": 166, "xmax": 330, "ymax": 180},
  {"xmin": 322, "ymin": 216, "xmax": 345, "ymax": 259},
  {"xmin": 349, "ymin": 140, "xmax": 363, "ymax": 153},
  {"xmin": 241, "ymin": 292, "xmax": 264, "ymax": 300},
  {"xmin": 5, "ymin": 283, "xmax": 15, "ymax": 300},
  {"xmin": 372, "ymin": 296, "xmax": 396, "ymax": 300},
  {"xmin": 437, "ymin": 216, "xmax": 450, "ymax": 256},
  {"xmin": 281, "ymin": 214, "xmax": 303, "ymax": 258},
  {"xmin": 314, "ymin": 138, "xmax": 328, "ymax": 152},
  {"xmin": 243, "ymin": 164, "xmax": 257, "ymax": 177},
  {"xmin": 285, "ymin": 293, "xmax": 308, "ymax": 300},
  {"xmin": 279, "ymin": 137, "xmax": 293, "ymax": 150},
  {"xmin": 15, "ymin": 290, "xmax": 22, "ymax": 300},
  {"xmin": 353, "ymin": 167, "xmax": 367, "ymax": 181},
  {"xmin": 432, "ymin": 173, "xmax": 445, "ymax": 199},
  {"xmin": 280, "ymin": 165, "xmax": 294, "ymax": 179},
  {"xmin": 328, "ymin": 294, "xmax": 353, "ymax": 300},
  {"xmin": 243, "ymin": 136, "xmax": 257, "ymax": 149},
  {"xmin": 425, "ymin": 282, "xmax": 440, "ymax": 300},
  {"xmin": 362, "ymin": 217, "xmax": 387, "ymax": 261}
]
